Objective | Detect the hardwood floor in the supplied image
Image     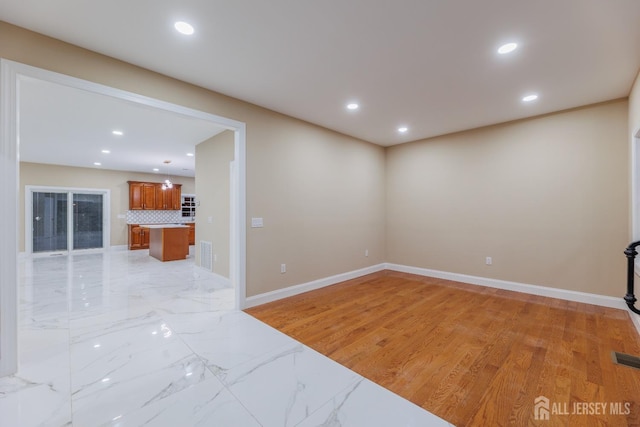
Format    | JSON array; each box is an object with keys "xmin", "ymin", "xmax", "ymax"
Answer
[{"xmin": 246, "ymin": 270, "xmax": 640, "ymax": 426}]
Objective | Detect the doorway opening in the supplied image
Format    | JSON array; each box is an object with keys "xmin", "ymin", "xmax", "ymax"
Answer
[{"xmin": 0, "ymin": 59, "xmax": 247, "ymax": 376}]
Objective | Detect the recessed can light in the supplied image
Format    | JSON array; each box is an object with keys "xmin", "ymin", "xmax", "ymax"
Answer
[
  {"xmin": 498, "ymin": 42, "xmax": 518, "ymax": 54},
  {"xmin": 522, "ymin": 94, "xmax": 539, "ymax": 102},
  {"xmin": 101, "ymin": 150, "xmax": 110, "ymax": 154},
  {"xmin": 94, "ymin": 162, "xmax": 102, "ymax": 166},
  {"xmin": 398, "ymin": 126, "xmax": 408, "ymax": 133},
  {"xmin": 186, "ymin": 153, "xmax": 194, "ymax": 157},
  {"xmin": 112, "ymin": 130, "xmax": 123, "ymax": 136},
  {"xmin": 175, "ymin": 21, "xmax": 195, "ymax": 35},
  {"xmin": 347, "ymin": 103, "xmax": 359, "ymax": 110},
  {"xmin": 153, "ymin": 168, "xmax": 160, "ymax": 172}
]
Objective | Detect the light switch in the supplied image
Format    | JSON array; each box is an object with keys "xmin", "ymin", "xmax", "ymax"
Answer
[{"xmin": 251, "ymin": 217, "xmax": 264, "ymax": 228}]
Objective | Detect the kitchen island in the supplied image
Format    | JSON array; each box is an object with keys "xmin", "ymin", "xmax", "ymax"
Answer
[{"xmin": 140, "ymin": 224, "xmax": 189, "ymax": 262}]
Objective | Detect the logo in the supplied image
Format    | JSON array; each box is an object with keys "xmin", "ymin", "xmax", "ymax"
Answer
[
  {"xmin": 533, "ymin": 395, "xmax": 631, "ymax": 420},
  {"xmin": 534, "ymin": 396, "xmax": 550, "ymax": 421}
]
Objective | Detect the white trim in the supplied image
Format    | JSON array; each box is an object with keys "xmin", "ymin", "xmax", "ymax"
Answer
[
  {"xmin": 0, "ymin": 59, "xmax": 18, "ymax": 376},
  {"xmin": 234, "ymin": 126, "xmax": 247, "ymax": 309},
  {"xmin": 245, "ymin": 264, "xmax": 386, "ymax": 308},
  {"xmin": 631, "ymin": 127, "xmax": 640, "ymax": 241},
  {"xmin": 109, "ymin": 245, "xmax": 128, "ymax": 252},
  {"xmin": 385, "ymin": 263, "xmax": 627, "ymax": 309},
  {"xmin": 0, "ymin": 59, "xmax": 247, "ymax": 376},
  {"xmin": 629, "ymin": 311, "xmax": 640, "ymax": 338},
  {"xmin": 246, "ymin": 262, "xmax": 640, "ymax": 337},
  {"xmin": 25, "ymin": 185, "xmax": 111, "ymax": 254},
  {"xmin": 385, "ymin": 263, "xmax": 640, "ymax": 337}
]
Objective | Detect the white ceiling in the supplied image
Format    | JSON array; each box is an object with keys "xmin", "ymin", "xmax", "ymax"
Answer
[
  {"xmin": 19, "ymin": 78, "xmax": 224, "ymax": 177},
  {"xmin": 2, "ymin": 0, "xmax": 640, "ymax": 158}
]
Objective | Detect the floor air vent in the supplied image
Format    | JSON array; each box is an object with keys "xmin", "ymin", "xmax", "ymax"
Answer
[
  {"xmin": 200, "ymin": 241, "xmax": 213, "ymax": 271},
  {"xmin": 612, "ymin": 351, "xmax": 640, "ymax": 370}
]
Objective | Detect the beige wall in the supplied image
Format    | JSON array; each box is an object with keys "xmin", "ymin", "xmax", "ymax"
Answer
[
  {"xmin": 2, "ymin": 21, "xmax": 387, "ymax": 298},
  {"xmin": 246, "ymin": 117, "xmax": 386, "ymax": 295},
  {"xmin": 386, "ymin": 100, "xmax": 629, "ymax": 297},
  {"xmin": 630, "ymin": 69, "xmax": 640, "ymax": 142},
  {"xmin": 19, "ymin": 162, "xmax": 195, "ymax": 251},
  {"xmin": 4, "ymin": 21, "xmax": 635, "ymax": 300},
  {"xmin": 195, "ymin": 131, "xmax": 234, "ymax": 278}
]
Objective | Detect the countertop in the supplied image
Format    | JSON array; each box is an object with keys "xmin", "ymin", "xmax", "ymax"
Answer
[{"xmin": 139, "ymin": 224, "xmax": 189, "ymax": 229}]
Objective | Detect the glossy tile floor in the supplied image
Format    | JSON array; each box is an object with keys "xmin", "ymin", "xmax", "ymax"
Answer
[{"xmin": 0, "ymin": 250, "xmax": 452, "ymax": 426}]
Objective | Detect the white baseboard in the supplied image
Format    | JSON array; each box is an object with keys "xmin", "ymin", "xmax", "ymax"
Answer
[
  {"xmin": 110, "ymin": 245, "xmax": 128, "ymax": 252},
  {"xmin": 385, "ymin": 263, "xmax": 640, "ymax": 337},
  {"xmin": 242, "ymin": 261, "xmax": 640, "ymax": 338},
  {"xmin": 245, "ymin": 263, "xmax": 386, "ymax": 308},
  {"xmin": 628, "ymin": 310, "xmax": 640, "ymax": 338}
]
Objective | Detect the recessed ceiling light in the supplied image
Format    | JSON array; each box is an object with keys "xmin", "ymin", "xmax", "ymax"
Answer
[
  {"xmin": 186, "ymin": 153, "xmax": 194, "ymax": 157},
  {"xmin": 522, "ymin": 94, "xmax": 539, "ymax": 102},
  {"xmin": 498, "ymin": 42, "xmax": 518, "ymax": 54},
  {"xmin": 101, "ymin": 150, "xmax": 110, "ymax": 154},
  {"xmin": 175, "ymin": 21, "xmax": 195, "ymax": 35},
  {"xmin": 346, "ymin": 103, "xmax": 359, "ymax": 110},
  {"xmin": 94, "ymin": 162, "xmax": 101, "ymax": 166},
  {"xmin": 153, "ymin": 168, "xmax": 160, "ymax": 172},
  {"xmin": 112, "ymin": 130, "xmax": 123, "ymax": 136},
  {"xmin": 398, "ymin": 126, "xmax": 408, "ymax": 133}
]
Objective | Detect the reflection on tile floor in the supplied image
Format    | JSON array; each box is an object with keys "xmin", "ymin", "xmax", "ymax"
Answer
[{"xmin": 0, "ymin": 250, "xmax": 453, "ymax": 426}]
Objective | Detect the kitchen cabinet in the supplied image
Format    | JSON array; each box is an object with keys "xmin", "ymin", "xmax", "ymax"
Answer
[
  {"xmin": 128, "ymin": 182, "xmax": 157, "ymax": 210},
  {"xmin": 187, "ymin": 223, "xmax": 195, "ymax": 245},
  {"xmin": 128, "ymin": 181, "xmax": 181, "ymax": 210},
  {"xmin": 128, "ymin": 224, "xmax": 150, "ymax": 250},
  {"xmin": 155, "ymin": 184, "xmax": 182, "ymax": 210},
  {"xmin": 145, "ymin": 225, "xmax": 189, "ymax": 261}
]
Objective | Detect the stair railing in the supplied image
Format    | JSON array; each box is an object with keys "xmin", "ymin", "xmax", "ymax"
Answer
[{"xmin": 624, "ymin": 241, "xmax": 640, "ymax": 315}]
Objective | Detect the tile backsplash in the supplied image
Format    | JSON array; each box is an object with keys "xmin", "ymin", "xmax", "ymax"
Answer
[{"xmin": 126, "ymin": 210, "xmax": 193, "ymax": 224}]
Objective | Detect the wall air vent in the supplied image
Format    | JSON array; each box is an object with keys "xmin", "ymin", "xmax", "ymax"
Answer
[{"xmin": 200, "ymin": 240, "xmax": 213, "ymax": 271}]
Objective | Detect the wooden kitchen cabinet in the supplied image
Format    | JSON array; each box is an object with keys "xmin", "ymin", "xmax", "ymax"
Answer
[
  {"xmin": 128, "ymin": 224, "xmax": 150, "ymax": 250},
  {"xmin": 147, "ymin": 226, "xmax": 189, "ymax": 261},
  {"xmin": 155, "ymin": 184, "xmax": 182, "ymax": 210},
  {"xmin": 128, "ymin": 181, "xmax": 181, "ymax": 210},
  {"xmin": 128, "ymin": 181, "xmax": 157, "ymax": 210},
  {"xmin": 187, "ymin": 223, "xmax": 195, "ymax": 245}
]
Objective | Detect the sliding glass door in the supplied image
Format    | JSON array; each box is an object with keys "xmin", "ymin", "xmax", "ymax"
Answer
[
  {"xmin": 32, "ymin": 192, "xmax": 68, "ymax": 252},
  {"xmin": 72, "ymin": 193, "xmax": 104, "ymax": 250},
  {"xmin": 30, "ymin": 188, "xmax": 107, "ymax": 254}
]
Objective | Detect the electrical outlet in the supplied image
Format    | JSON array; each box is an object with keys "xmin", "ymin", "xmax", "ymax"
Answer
[
  {"xmin": 365, "ymin": 249, "xmax": 369, "ymax": 257},
  {"xmin": 214, "ymin": 254, "xmax": 217, "ymax": 262},
  {"xmin": 280, "ymin": 264, "xmax": 286, "ymax": 273},
  {"xmin": 485, "ymin": 256, "xmax": 492, "ymax": 265}
]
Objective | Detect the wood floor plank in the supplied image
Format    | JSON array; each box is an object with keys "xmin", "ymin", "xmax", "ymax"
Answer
[{"xmin": 246, "ymin": 270, "xmax": 640, "ymax": 426}]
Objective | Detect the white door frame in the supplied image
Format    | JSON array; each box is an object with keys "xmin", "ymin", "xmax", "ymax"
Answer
[
  {"xmin": 0, "ymin": 59, "xmax": 247, "ymax": 376},
  {"xmin": 632, "ymin": 128, "xmax": 640, "ymax": 243}
]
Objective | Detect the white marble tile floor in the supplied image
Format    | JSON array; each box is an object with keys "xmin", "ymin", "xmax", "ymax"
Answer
[{"xmin": 0, "ymin": 250, "xmax": 453, "ymax": 426}]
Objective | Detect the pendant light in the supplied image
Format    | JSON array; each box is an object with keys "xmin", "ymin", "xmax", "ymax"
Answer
[{"xmin": 161, "ymin": 160, "xmax": 173, "ymax": 190}]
